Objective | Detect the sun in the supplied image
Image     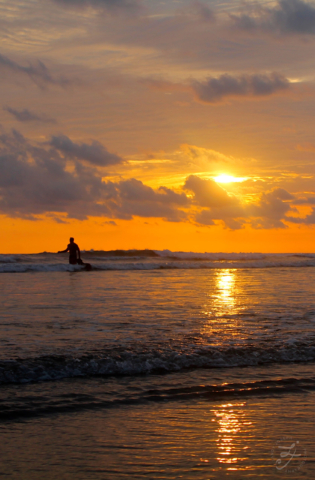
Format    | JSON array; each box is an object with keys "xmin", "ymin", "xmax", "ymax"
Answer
[{"xmin": 214, "ymin": 174, "xmax": 247, "ymax": 184}]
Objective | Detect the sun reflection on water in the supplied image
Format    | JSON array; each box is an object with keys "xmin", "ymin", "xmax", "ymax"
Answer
[
  {"xmin": 211, "ymin": 402, "xmax": 252, "ymax": 469},
  {"xmin": 216, "ymin": 270, "xmax": 236, "ymax": 309},
  {"xmin": 201, "ymin": 269, "xmax": 246, "ymax": 341}
]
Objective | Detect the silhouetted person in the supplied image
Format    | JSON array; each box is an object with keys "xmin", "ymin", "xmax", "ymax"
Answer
[{"xmin": 58, "ymin": 237, "xmax": 81, "ymax": 265}]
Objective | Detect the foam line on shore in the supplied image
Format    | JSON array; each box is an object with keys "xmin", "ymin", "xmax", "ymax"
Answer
[{"xmin": 1, "ymin": 342, "xmax": 315, "ymax": 385}]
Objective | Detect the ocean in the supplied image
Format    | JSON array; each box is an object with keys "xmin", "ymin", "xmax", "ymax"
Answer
[{"xmin": 0, "ymin": 250, "xmax": 314, "ymax": 479}]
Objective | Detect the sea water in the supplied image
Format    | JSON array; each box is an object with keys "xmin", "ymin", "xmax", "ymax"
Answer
[{"xmin": 0, "ymin": 251, "xmax": 314, "ymax": 478}]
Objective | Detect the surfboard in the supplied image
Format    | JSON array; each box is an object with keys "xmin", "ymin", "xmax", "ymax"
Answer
[{"xmin": 77, "ymin": 259, "xmax": 92, "ymax": 271}]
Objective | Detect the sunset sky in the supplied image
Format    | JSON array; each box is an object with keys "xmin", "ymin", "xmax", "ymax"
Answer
[{"xmin": 1, "ymin": 0, "xmax": 315, "ymax": 253}]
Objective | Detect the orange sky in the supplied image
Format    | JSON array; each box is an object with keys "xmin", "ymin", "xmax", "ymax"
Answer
[{"xmin": 1, "ymin": 0, "xmax": 315, "ymax": 253}]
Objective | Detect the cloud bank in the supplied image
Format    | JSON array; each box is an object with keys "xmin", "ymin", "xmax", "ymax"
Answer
[
  {"xmin": 0, "ymin": 129, "xmax": 188, "ymax": 221},
  {"xmin": 192, "ymin": 185, "xmax": 297, "ymax": 230},
  {"xmin": 0, "ymin": 129, "xmax": 313, "ymax": 228}
]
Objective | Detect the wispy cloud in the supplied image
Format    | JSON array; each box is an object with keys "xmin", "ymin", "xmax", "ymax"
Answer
[
  {"xmin": 0, "ymin": 53, "xmax": 71, "ymax": 88},
  {"xmin": 4, "ymin": 107, "xmax": 57, "ymax": 124},
  {"xmin": 145, "ymin": 72, "xmax": 291, "ymax": 104},
  {"xmin": 51, "ymin": 0, "xmax": 143, "ymax": 14},
  {"xmin": 192, "ymin": 72, "xmax": 290, "ymax": 103},
  {"xmin": 296, "ymin": 143, "xmax": 315, "ymax": 152}
]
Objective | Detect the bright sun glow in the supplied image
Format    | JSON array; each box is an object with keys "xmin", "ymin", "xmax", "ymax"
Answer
[{"xmin": 214, "ymin": 174, "xmax": 247, "ymax": 184}]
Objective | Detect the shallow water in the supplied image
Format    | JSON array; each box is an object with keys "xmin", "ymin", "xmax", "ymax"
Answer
[
  {"xmin": 0, "ymin": 267, "xmax": 315, "ymax": 381},
  {"xmin": 0, "ymin": 255, "xmax": 314, "ymax": 478},
  {"xmin": 1, "ymin": 384, "xmax": 313, "ymax": 479}
]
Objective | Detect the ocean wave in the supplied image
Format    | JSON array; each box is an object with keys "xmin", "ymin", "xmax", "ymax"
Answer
[
  {"xmin": 2, "ymin": 375, "xmax": 315, "ymax": 420},
  {"xmin": 1, "ymin": 342, "xmax": 315, "ymax": 385},
  {"xmin": 1, "ymin": 250, "xmax": 315, "ymax": 272},
  {"xmin": 0, "ymin": 254, "xmax": 20, "ymax": 264},
  {"xmin": 0, "ymin": 263, "xmax": 86, "ymax": 273},
  {"xmin": 1, "ymin": 258, "xmax": 315, "ymax": 273},
  {"xmin": 155, "ymin": 250, "xmax": 267, "ymax": 261}
]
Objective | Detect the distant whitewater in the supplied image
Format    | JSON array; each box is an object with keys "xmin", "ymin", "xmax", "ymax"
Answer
[{"xmin": 0, "ymin": 250, "xmax": 315, "ymax": 273}]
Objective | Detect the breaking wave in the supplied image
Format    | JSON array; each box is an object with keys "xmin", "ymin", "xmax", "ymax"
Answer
[
  {"xmin": 0, "ymin": 249, "xmax": 315, "ymax": 272},
  {"xmin": 1, "ymin": 341, "xmax": 315, "ymax": 385}
]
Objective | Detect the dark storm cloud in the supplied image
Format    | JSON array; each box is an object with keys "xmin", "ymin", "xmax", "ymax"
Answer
[
  {"xmin": 50, "ymin": 135, "xmax": 123, "ymax": 167},
  {"xmin": 231, "ymin": 0, "xmax": 315, "ymax": 35},
  {"xmin": 0, "ymin": 53, "xmax": 70, "ymax": 88},
  {"xmin": 3, "ymin": 107, "xmax": 57, "ymax": 124},
  {"xmin": 192, "ymin": 73, "xmax": 290, "ymax": 103},
  {"xmin": 0, "ymin": 129, "xmax": 188, "ymax": 222},
  {"xmin": 51, "ymin": 0, "xmax": 142, "ymax": 13}
]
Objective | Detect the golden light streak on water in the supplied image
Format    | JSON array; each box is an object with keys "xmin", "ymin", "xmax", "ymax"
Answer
[
  {"xmin": 216, "ymin": 270, "xmax": 236, "ymax": 309},
  {"xmin": 200, "ymin": 269, "xmax": 251, "ymax": 348},
  {"xmin": 211, "ymin": 402, "xmax": 253, "ymax": 469},
  {"xmin": 202, "ymin": 269, "xmax": 239, "ymax": 318}
]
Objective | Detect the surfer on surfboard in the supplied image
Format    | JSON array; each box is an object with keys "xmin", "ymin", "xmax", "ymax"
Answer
[
  {"xmin": 58, "ymin": 237, "xmax": 81, "ymax": 264},
  {"xmin": 58, "ymin": 238, "xmax": 92, "ymax": 270}
]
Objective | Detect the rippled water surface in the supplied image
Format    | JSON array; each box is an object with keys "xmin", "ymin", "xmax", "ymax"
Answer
[
  {"xmin": 0, "ymin": 268, "xmax": 315, "ymax": 377},
  {"xmin": 0, "ymin": 260, "xmax": 314, "ymax": 478}
]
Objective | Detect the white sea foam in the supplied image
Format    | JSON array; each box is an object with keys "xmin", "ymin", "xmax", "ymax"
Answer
[
  {"xmin": 1, "ymin": 257, "xmax": 315, "ymax": 273},
  {"xmin": 1, "ymin": 342, "xmax": 315, "ymax": 385},
  {"xmin": 0, "ymin": 263, "xmax": 84, "ymax": 273},
  {"xmin": 0, "ymin": 254, "xmax": 20, "ymax": 264},
  {"xmin": 155, "ymin": 250, "xmax": 267, "ymax": 261},
  {"xmin": 1, "ymin": 250, "xmax": 315, "ymax": 273}
]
